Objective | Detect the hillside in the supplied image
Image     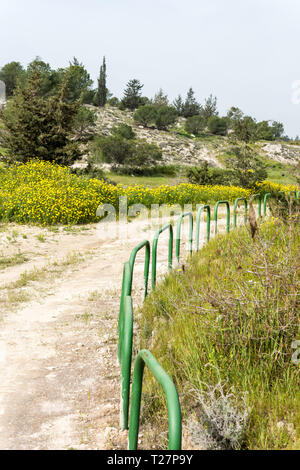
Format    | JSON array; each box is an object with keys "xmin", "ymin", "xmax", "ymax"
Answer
[{"xmin": 80, "ymin": 105, "xmax": 300, "ymax": 174}]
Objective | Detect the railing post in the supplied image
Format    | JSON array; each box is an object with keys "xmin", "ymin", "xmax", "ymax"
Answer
[
  {"xmin": 120, "ymin": 295, "xmax": 133, "ymax": 430},
  {"xmin": 263, "ymin": 193, "xmax": 271, "ymax": 216},
  {"xmin": 128, "ymin": 240, "xmax": 151, "ymax": 300},
  {"xmin": 233, "ymin": 197, "xmax": 248, "ymax": 229},
  {"xmin": 176, "ymin": 212, "xmax": 193, "ymax": 263},
  {"xmin": 195, "ymin": 205, "xmax": 211, "ymax": 251},
  {"xmin": 214, "ymin": 201, "xmax": 230, "ymax": 235},
  {"xmin": 118, "ymin": 261, "xmax": 132, "ymax": 362},
  {"xmin": 152, "ymin": 224, "xmax": 173, "ymax": 290},
  {"xmin": 128, "ymin": 350, "xmax": 182, "ymax": 450}
]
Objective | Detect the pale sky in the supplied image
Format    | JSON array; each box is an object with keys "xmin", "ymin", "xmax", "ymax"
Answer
[{"xmin": 1, "ymin": 0, "xmax": 300, "ymax": 137}]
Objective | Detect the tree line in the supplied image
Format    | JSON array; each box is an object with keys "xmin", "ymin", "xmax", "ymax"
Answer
[{"xmin": 0, "ymin": 56, "xmax": 287, "ymax": 142}]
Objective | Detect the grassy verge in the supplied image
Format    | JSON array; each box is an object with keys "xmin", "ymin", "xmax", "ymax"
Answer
[{"xmin": 138, "ymin": 217, "xmax": 299, "ymax": 449}]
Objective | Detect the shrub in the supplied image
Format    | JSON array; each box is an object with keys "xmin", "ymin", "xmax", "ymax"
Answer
[
  {"xmin": 207, "ymin": 116, "xmax": 228, "ymax": 136},
  {"xmin": 111, "ymin": 123, "xmax": 135, "ymax": 140},
  {"xmin": 133, "ymin": 105, "xmax": 157, "ymax": 127},
  {"xmin": 185, "ymin": 115, "xmax": 206, "ymax": 135},
  {"xmin": 91, "ymin": 134, "xmax": 162, "ymax": 169},
  {"xmin": 92, "ymin": 135, "xmax": 133, "ymax": 165},
  {"xmin": 187, "ymin": 162, "xmax": 234, "ymax": 186},
  {"xmin": 107, "ymin": 97, "xmax": 119, "ymax": 107},
  {"xmin": 155, "ymin": 106, "xmax": 178, "ymax": 130}
]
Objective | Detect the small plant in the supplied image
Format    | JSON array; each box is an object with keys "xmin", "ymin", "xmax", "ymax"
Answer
[{"xmin": 189, "ymin": 374, "xmax": 248, "ymax": 450}]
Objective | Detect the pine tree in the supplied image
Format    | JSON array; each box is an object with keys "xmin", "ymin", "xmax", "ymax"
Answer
[
  {"xmin": 152, "ymin": 88, "xmax": 168, "ymax": 108},
  {"xmin": 173, "ymin": 94, "xmax": 184, "ymax": 115},
  {"xmin": 1, "ymin": 70, "xmax": 80, "ymax": 165},
  {"xmin": 97, "ymin": 56, "xmax": 107, "ymax": 107},
  {"xmin": 182, "ymin": 88, "xmax": 201, "ymax": 118},
  {"xmin": 120, "ymin": 79, "xmax": 144, "ymax": 110}
]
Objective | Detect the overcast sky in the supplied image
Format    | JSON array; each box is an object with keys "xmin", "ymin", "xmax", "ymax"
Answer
[{"xmin": 1, "ymin": 0, "xmax": 299, "ymax": 137}]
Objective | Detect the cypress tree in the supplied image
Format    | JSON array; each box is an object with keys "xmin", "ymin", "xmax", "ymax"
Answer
[{"xmin": 98, "ymin": 56, "xmax": 107, "ymax": 107}]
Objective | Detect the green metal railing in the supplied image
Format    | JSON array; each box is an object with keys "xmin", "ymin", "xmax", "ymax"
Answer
[
  {"xmin": 116, "ymin": 189, "xmax": 297, "ymax": 447},
  {"xmin": 263, "ymin": 193, "xmax": 271, "ymax": 216},
  {"xmin": 120, "ymin": 295, "xmax": 134, "ymax": 430},
  {"xmin": 214, "ymin": 200, "xmax": 230, "ymax": 235},
  {"xmin": 152, "ymin": 224, "xmax": 173, "ymax": 290},
  {"xmin": 176, "ymin": 212, "xmax": 193, "ymax": 263},
  {"xmin": 250, "ymin": 194, "xmax": 262, "ymax": 217},
  {"xmin": 128, "ymin": 240, "xmax": 151, "ymax": 299},
  {"xmin": 233, "ymin": 197, "xmax": 248, "ymax": 229},
  {"xmin": 195, "ymin": 205, "xmax": 211, "ymax": 250},
  {"xmin": 128, "ymin": 350, "xmax": 182, "ymax": 450}
]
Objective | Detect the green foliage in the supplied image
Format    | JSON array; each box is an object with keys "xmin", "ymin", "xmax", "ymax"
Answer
[
  {"xmin": 271, "ymin": 121, "xmax": 284, "ymax": 139},
  {"xmin": 96, "ymin": 56, "xmax": 107, "ymax": 107},
  {"xmin": 91, "ymin": 133, "xmax": 162, "ymax": 170},
  {"xmin": 228, "ymin": 145, "xmax": 268, "ymax": 188},
  {"xmin": 111, "ymin": 123, "xmax": 135, "ymax": 140},
  {"xmin": 133, "ymin": 104, "xmax": 157, "ymax": 127},
  {"xmin": 26, "ymin": 57, "xmax": 61, "ymax": 97},
  {"xmin": 63, "ymin": 57, "xmax": 93, "ymax": 102},
  {"xmin": 172, "ymin": 94, "xmax": 184, "ymax": 116},
  {"xmin": 231, "ymin": 116, "xmax": 258, "ymax": 143},
  {"xmin": 138, "ymin": 220, "xmax": 300, "ymax": 450},
  {"xmin": 187, "ymin": 162, "xmax": 234, "ymax": 185},
  {"xmin": 182, "ymin": 87, "xmax": 201, "ymax": 118},
  {"xmin": 0, "ymin": 70, "xmax": 80, "ymax": 165},
  {"xmin": 185, "ymin": 115, "xmax": 206, "ymax": 135},
  {"xmin": 155, "ymin": 105, "xmax": 177, "ymax": 130},
  {"xmin": 207, "ymin": 116, "xmax": 228, "ymax": 135},
  {"xmin": 73, "ymin": 106, "xmax": 96, "ymax": 139},
  {"xmin": 0, "ymin": 61, "xmax": 25, "ymax": 96},
  {"xmin": 120, "ymin": 79, "xmax": 144, "ymax": 110},
  {"xmin": 107, "ymin": 96, "xmax": 119, "ymax": 107},
  {"xmin": 152, "ymin": 88, "xmax": 169, "ymax": 108},
  {"xmin": 200, "ymin": 94, "xmax": 218, "ymax": 122}
]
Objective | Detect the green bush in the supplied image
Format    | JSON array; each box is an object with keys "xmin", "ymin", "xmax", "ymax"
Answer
[
  {"xmin": 187, "ymin": 162, "xmax": 234, "ymax": 186},
  {"xmin": 133, "ymin": 104, "xmax": 157, "ymax": 127},
  {"xmin": 207, "ymin": 116, "xmax": 228, "ymax": 136},
  {"xmin": 155, "ymin": 105, "xmax": 177, "ymax": 130},
  {"xmin": 111, "ymin": 123, "xmax": 135, "ymax": 140},
  {"xmin": 185, "ymin": 115, "xmax": 206, "ymax": 135},
  {"xmin": 91, "ymin": 134, "xmax": 162, "ymax": 170}
]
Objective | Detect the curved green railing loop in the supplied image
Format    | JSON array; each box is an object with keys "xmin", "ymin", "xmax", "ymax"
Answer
[
  {"xmin": 128, "ymin": 240, "xmax": 151, "ymax": 299},
  {"xmin": 118, "ymin": 240, "xmax": 150, "ymax": 363},
  {"xmin": 176, "ymin": 212, "xmax": 193, "ymax": 263},
  {"xmin": 250, "ymin": 194, "xmax": 262, "ymax": 218},
  {"xmin": 120, "ymin": 295, "xmax": 134, "ymax": 430},
  {"xmin": 118, "ymin": 261, "xmax": 132, "ymax": 363},
  {"xmin": 214, "ymin": 200, "xmax": 230, "ymax": 235},
  {"xmin": 233, "ymin": 197, "xmax": 248, "ymax": 229},
  {"xmin": 263, "ymin": 193, "xmax": 271, "ymax": 216},
  {"xmin": 195, "ymin": 205, "xmax": 211, "ymax": 251},
  {"xmin": 128, "ymin": 349, "xmax": 182, "ymax": 450},
  {"xmin": 152, "ymin": 224, "xmax": 173, "ymax": 290}
]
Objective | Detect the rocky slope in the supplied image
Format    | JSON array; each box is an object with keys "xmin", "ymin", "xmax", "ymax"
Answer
[{"xmin": 84, "ymin": 105, "xmax": 300, "ymax": 169}]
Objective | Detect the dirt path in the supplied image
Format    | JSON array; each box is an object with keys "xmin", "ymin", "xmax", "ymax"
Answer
[{"xmin": 0, "ymin": 212, "xmax": 231, "ymax": 450}]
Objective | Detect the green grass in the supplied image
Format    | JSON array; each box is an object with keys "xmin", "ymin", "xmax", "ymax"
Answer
[
  {"xmin": 264, "ymin": 160, "xmax": 298, "ymax": 185},
  {"xmin": 138, "ymin": 217, "xmax": 299, "ymax": 449},
  {"xmin": 104, "ymin": 172, "xmax": 187, "ymax": 187}
]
